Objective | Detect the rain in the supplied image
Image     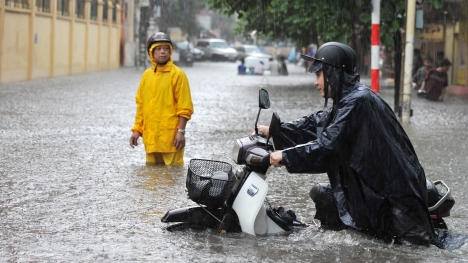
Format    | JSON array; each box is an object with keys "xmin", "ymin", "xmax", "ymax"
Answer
[{"xmin": 1, "ymin": 0, "xmax": 468, "ymax": 261}]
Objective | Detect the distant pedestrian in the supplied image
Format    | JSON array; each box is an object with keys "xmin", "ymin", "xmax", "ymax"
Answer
[
  {"xmin": 305, "ymin": 46, "xmax": 315, "ymax": 72},
  {"xmin": 412, "ymin": 49, "xmax": 423, "ymax": 76},
  {"xmin": 363, "ymin": 54, "xmax": 370, "ymax": 76},
  {"xmin": 412, "ymin": 57, "xmax": 433, "ymax": 90},
  {"xmin": 238, "ymin": 59, "xmax": 247, "ymax": 75},
  {"xmin": 279, "ymin": 56, "xmax": 288, "ymax": 76},
  {"xmin": 130, "ymin": 32, "xmax": 194, "ymax": 165},
  {"xmin": 254, "ymin": 61, "xmax": 264, "ymax": 75},
  {"xmin": 418, "ymin": 58, "xmax": 451, "ymax": 102},
  {"xmin": 268, "ymin": 57, "xmax": 279, "ymax": 76}
]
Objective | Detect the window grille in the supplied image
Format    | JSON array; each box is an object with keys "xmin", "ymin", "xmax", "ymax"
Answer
[
  {"xmin": 124, "ymin": 2, "xmax": 128, "ymax": 19},
  {"xmin": 112, "ymin": 2, "xmax": 117, "ymax": 22},
  {"xmin": 90, "ymin": 0, "xmax": 98, "ymax": 20},
  {"xmin": 102, "ymin": 0, "xmax": 108, "ymax": 21},
  {"xmin": 57, "ymin": 0, "xmax": 70, "ymax": 16},
  {"xmin": 75, "ymin": 0, "xmax": 85, "ymax": 19},
  {"xmin": 36, "ymin": 0, "xmax": 50, "ymax": 13},
  {"xmin": 6, "ymin": 0, "xmax": 29, "ymax": 9}
]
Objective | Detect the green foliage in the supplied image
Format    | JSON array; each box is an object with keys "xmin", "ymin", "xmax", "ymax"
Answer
[
  {"xmin": 156, "ymin": 0, "xmax": 207, "ymax": 39},
  {"xmin": 426, "ymin": 0, "xmax": 443, "ymax": 9},
  {"xmin": 207, "ymin": 0, "xmax": 445, "ymax": 51}
]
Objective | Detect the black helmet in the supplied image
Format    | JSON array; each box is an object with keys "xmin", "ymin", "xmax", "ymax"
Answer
[
  {"xmin": 146, "ymin": 32, "xmax": 172, "ymax": 56},
  {"xmin": 301, "ymin": 42, "xmax": 357, "ymax": 74},
  {"xmin": 301, "ymin": 42, "xmax": 359, "ymax": 108}
]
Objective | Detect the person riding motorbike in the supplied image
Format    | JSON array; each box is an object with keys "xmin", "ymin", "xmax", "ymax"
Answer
[{"xmin": 257, "ymin": 42, "xmax": 442, "ymax": 247}]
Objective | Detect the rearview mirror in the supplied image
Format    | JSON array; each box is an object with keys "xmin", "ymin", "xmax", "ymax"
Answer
[
  {"xmin": 255, "ymin": 88, "xmax": 270, "ymax": 134},
  {"xmin": 259, "ymin": 88, "xmax": 270, "ymax": 109}
]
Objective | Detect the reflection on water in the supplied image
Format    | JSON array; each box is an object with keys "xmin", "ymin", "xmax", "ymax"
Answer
[
  {"xmin": 134, "ymin": 165, "xmax": 187, "ymax": 217},
  {"xmin": 135, "ymin": 165, "xmax": 181, "ymax": 190}
]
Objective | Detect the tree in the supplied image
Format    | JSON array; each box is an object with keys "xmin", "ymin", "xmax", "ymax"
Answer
[
  {"xmin": 153, "ymin": 0, "xmax": 207, "ymax": 39},
  {"xmin": 208, "ymin": 0, "xmax": 444, "ymax": 49},
  {"xmin": 210, "ymin": 12, "xmax": 238, "ymax": 42}
]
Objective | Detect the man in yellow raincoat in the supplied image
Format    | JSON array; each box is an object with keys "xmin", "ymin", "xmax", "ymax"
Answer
[{"xmin": 130, "ymin": 32, "xmax": 194, "ymax": 165}]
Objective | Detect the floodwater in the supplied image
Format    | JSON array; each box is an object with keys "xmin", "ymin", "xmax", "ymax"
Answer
[{"xmin": 1, "ymin": 62, "xmax": 467, "ymax": 262}]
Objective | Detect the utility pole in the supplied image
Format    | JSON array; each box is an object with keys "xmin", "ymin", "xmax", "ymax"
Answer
[
  {"xmin": 371, "ymin": 0, "xmax": 381, "ymax": 94},
  {"xmin": 393, "ymin": 29, "xmax": 403, "ymax": 114},
  {"xmin": 401, "ymin": 0, "xmax": 417, "ymax": 124}
]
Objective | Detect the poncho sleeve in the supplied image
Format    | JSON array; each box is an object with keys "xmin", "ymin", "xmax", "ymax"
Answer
[{"xmin": 281, "ymin": 96, "xmax": 360, "ymax": 173}]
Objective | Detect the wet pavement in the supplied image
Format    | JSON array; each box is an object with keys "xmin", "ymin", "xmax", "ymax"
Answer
[{"xmin": 1, "ymin": 61, "xmax": 467, "ymax": 262}]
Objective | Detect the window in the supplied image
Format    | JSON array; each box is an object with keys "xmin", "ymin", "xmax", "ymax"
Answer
[
  {"xmin": 57, "ymin": 0, "xmax": 70, "ymax": 16},
  {"xmin": 102, "ymin": 0, "xmax": 108, "ymax": 21},
  {"xmin": 36, "ymin": 0, "xmax": 50, "ymax": 13},
  {"xmin": 75, "ymin": 0, "xmax": 85, "ymax": 19},
  {"xmin": 197, "ymin": 41, "xmax": 208, "ymax": 47},
  {"xmin": 211, "ymin": 41, "xmax": 228, "ymax": 49},
  {"xmin": 7, "ymin": 0, "xmax": 30, "ymax": 9},
  {"xmin": 112, "ymin": 2, "xmax": 117, "ymax": 22},
  {"xmin": 90, "ymin": 0, "xmax": 98, "ymax": 20}
]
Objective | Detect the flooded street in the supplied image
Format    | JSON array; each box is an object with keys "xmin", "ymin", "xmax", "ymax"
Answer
[{"xmin": 1, "ymin": 61, "xmax": 468, "ymax": 262}]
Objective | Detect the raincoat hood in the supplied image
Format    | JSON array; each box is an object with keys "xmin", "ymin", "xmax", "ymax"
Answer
[
  {"xmin": 322, "ymin": 63, "xmax": 360, "ymax": 108},
  {"xmin": 149, "ymin": 42, "xmax": 173, "ymax": 68}
]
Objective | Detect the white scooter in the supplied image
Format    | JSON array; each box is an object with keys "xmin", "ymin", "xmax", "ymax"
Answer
[{"xmin": 161, "ymin": 88, "xmax": 308, "ymax": 235}]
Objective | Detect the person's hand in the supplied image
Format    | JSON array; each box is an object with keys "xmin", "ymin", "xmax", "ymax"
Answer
[
  {"xmin": 174, "ymin": 132, "xmax": 186, "ymax": 151},
  {"xmin": 270, "ymin": 151, "xmax": 283, "ymax": 167},
  {"xmin": 257, "ymin": 125, "xmax": 270, "ymax": 137},
  {"xmin": 130, "ymin": 131, "xmax": 141, "ymax": 148},
  {"xmin": 250, "ymin": 125, "xmax": 270, "ymax": 137}
]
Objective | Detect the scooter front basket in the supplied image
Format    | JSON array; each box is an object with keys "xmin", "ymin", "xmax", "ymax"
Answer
[{"xmin": 186, "ymin": 159, "xmax": 236, "ymax": 208}]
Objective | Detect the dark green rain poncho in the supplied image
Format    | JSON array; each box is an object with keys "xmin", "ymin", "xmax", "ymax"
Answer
[{"xmin": 275, "ymin": 53, "xmax": 439, "ymax": 246}]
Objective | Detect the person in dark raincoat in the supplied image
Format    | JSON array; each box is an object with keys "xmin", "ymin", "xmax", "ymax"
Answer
[{"xmin": 257, "ymin": 42, "xmax": 440, "ymax": 247}]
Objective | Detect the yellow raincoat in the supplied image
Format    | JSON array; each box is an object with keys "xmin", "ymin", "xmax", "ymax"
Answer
[{"xmin": 131, "ymin": 48, "xmax": 194, "ymax": 160}]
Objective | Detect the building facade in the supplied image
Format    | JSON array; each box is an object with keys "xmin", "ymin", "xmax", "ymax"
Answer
[
  {"xmin": 415, "ymin": 1, "xmax": 468, "ymax": 94},
  {"xmin": 0, "ymin": 0, "xmax": 122, "ymax": 83}
]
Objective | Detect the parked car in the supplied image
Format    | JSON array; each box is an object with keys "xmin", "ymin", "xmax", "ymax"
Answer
[
  {"xmin": 174, "ymin": 40, "xmax": 204, "ymax": 61},
  {"xmin": 234, "ymin": 45, "xmax": 272, "ymax": 61},
  {"xmin": 173, "ymin": 40, "xmax": 194, "ymax": 67},
  {"xmin": 195, "ymin": 39, "xmax": 238, "ymax": 62},
  {"xmin": 192, "ymin": 47, "xmax": 204, "ymax": 61}
]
